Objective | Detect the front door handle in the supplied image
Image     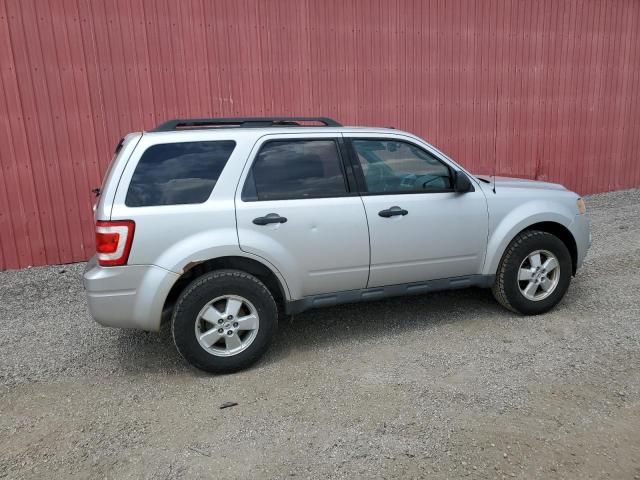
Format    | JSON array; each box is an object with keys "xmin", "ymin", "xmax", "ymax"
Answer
[
  {"xmin": 378, "ymin": 206, "xmax": 408, "ymax": 218},
  {"xmin": 253, "ymin": 213, "xmax": 288, "ymax": 225}
]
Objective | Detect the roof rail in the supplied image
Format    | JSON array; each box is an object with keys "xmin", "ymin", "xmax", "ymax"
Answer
[{"xmin": 152, "ymin": 117, "xmax": 342, "ymax": 132}]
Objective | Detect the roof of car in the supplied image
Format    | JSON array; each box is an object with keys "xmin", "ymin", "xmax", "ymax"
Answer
[
  {"xmin": 144, "ymin": 117, "xmax": 403, "ymax": 136},
  {"xmin": 144, "ymin": 125, "xmax": 402, "ymax": 136}
]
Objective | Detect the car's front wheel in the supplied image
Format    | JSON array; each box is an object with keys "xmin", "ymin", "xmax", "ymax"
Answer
[
  {"xmin": 492, "ymin": 230, "xmax": 573, "ymax": 315},
  {"xmin": 171, "ymin": 269, "xmax": 278, "ymax": 373}
]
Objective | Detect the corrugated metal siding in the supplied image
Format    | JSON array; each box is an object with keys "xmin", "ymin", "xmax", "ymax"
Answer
[{"xmin": 1, "ymin": 0, "xmax": 640, "ymax": 269}]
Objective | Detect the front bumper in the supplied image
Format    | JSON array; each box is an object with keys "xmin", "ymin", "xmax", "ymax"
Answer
[
  {"xmin": 569, "ymin": 213, "xmax": 591, "ymax": 271},
  {"xmin": 83, "ymin": 256, "xmax": 179, "ymax": 331}
]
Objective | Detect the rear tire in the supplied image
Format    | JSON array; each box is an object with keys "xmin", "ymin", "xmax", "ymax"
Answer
[
  {"xmin": 492, "ymin": 230, "xmax": 572, "ymax": 315},
  {"xmin": 171, "ymin": 269, "xmax": 278, "ymax": 373}
]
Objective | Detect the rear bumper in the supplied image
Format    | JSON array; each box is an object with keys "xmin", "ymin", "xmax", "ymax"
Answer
[
  {"xmin": 83, "ymin": 256, "xmax": 179, "ymax": 331},
  {"xmin": 569, "ymin": 213, "xmax": 591, "ymax": 271}
]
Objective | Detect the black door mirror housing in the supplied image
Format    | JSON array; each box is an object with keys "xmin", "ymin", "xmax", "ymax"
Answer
[{"xmin": 454, "ymin": 171, "xmax": 475, "ymax": 193}]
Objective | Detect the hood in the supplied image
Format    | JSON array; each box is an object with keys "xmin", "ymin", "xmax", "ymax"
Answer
[{"xmin": 476, "ymin": 175, "xmax": 567, "ymax": 192}]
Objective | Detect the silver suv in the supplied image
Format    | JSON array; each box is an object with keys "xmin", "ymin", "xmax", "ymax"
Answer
[{"xmin": 84, "ymin": 117, "xmax": 591, "ymax": 373}]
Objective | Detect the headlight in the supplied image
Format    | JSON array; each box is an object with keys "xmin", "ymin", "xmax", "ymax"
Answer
[{"xmin": 576, "ymin": 198, "xmax": 586, "ymax": 215}]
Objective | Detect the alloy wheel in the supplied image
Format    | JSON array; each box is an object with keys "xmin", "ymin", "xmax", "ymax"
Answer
[
  {"xmin": 194, "ymin": 295, "xmax": 260, "ymax": 357},
  {"xmin": 517, "ymin": 249, "xmax": 561, "ymax": 301}
]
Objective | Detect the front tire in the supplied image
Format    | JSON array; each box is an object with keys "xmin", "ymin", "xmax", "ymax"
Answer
[
  {"xmin": 492, "ymin": 230, "xmax": 572, "ymax": 315},
  {"xmin": 171, "ymin": 269, "xmax": 278, "ymax": 373}
]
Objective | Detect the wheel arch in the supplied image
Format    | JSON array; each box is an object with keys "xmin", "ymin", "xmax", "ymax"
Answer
[
  {"xmin": 485, "ymin": 220, "xmax": 578, "ymax": 277},
  {"xmin": 482, "ymin": 201, "xmax": 578, "ymax": 275},
  {"xmin": 523, "ymin": 222, "xmax": 578, "ymax": 275},
  {"xmin": 162, "ymin": 256, "xmax": 290, "ymax": 322}
]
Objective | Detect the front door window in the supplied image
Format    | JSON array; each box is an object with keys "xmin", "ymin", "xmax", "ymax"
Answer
[{"xmin": 351, "ymin": 139, "xmax": 452, "ymax": 194}]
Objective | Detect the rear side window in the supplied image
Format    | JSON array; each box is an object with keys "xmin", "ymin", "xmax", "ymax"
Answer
[
  {"xmin": 242, "ymin": 139, "xmax": 347, "ymax": 201},
  {"xmin": 126, "ymin": 141, "xmax": 235, "ymax": 207}
]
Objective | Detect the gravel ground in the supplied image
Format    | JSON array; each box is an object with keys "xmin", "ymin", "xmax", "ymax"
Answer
[{"xmin": 1, "ymin": 189, "xmax": 640, "ymax": 479}]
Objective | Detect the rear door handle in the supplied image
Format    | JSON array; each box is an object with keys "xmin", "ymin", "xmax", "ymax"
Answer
[
  {"xmin": 253, "ymin": 213, "xmax": 288, "ymax": 225},
  {"xmin": 378, "ymin": 206, "xmax": 408, "ymax": 218}
]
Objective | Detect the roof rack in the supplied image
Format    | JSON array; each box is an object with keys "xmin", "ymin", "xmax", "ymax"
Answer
[{"xmin": 152, "ymin": 117, "xmax": 342, "ymax": 132}]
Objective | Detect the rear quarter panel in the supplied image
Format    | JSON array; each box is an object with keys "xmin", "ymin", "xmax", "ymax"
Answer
[{"xmin": 109, "ymin": 130, "xmax": 273, "ymax": 276}]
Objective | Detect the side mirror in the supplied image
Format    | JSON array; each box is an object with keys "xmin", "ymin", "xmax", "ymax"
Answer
[{"xmin": 454, "ymin": 171, "xmax": 474, "ymax": 193}]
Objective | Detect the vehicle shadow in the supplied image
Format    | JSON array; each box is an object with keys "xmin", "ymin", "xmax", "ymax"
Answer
[
  {"xmin": 260, "ymin": 286, "xmax": 507, "ymax": 367},
  {"xmin": 113, "ymin": 322, "xmax": 188, "ymax": 374},
  {"xmin": 113, "ymin": 287, "xmax": 507, "ymax": 374}
]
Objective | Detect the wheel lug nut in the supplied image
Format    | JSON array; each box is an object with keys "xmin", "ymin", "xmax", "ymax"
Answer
[
  {"xmin": 233, "ymin": 322, "xmax": 239, "ymax": 327},
  {"xmin": 217, "ymin": 319, "xmax": 223, "ymax": 324},
  {"xmin": 217, "ymin": 328, "xmax": 223, "ymax": 334},
  {"xmin": 227, "ymin": 315, "xmax": 233, "ymax": 320},
  {"xmin": 227, "ymin": 330, "xmax": 233, "ymax": 336}
]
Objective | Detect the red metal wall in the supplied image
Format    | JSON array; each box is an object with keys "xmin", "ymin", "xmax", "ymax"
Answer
[{"xmin": 1, "ymin": 0, "xmax": 640, "ymax": 270}]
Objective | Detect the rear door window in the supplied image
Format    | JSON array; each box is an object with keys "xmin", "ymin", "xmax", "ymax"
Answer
[
  {"xmin": 126, "ymin": 141, "xmax": 235, "ymax": 207},
  {"xmin": 242, "ymin": 139, "xmax": 348, "ymax": 201}
]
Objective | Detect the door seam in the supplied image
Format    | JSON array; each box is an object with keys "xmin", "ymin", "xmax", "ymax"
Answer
[{"xmin": 359, "ymin": 195, "xmax": 372, "ymax": 289}]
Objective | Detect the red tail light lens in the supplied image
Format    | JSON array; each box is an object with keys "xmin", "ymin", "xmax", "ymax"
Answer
[{"xmin": 95, "ymin": 220, "xmax": 135, "ymax": 266}]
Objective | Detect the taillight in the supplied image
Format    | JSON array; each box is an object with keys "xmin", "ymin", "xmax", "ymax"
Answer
[{"xmin": 95, "ymin": 220, "xmax": 135, "ymax": 266}]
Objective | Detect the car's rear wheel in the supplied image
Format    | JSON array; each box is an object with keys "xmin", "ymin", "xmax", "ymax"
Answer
[
  {"xmin": 492, "ymin": 230, "xmax": 572, "ymax": 315},
  {"xmin": 171, "ymin": 269, "xmax": 278, "ymax": 373}
]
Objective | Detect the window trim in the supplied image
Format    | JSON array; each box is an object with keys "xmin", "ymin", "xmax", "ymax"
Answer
[
  {"xmin": 241, "ymin": 137, "xmax": 358, "ymax": 202},
  {"xmin": 344, "ymin": 137, "xmax": 456, "ymax": 196}
]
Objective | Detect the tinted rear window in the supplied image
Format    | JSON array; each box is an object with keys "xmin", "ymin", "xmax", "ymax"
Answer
[
  {"xmin": 242, "ymin": 139, "xmax": 347, "ymax": 201},
  {"xmin": 126, "ymin": 141, "xmax": 235, "ymax": 207}
]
